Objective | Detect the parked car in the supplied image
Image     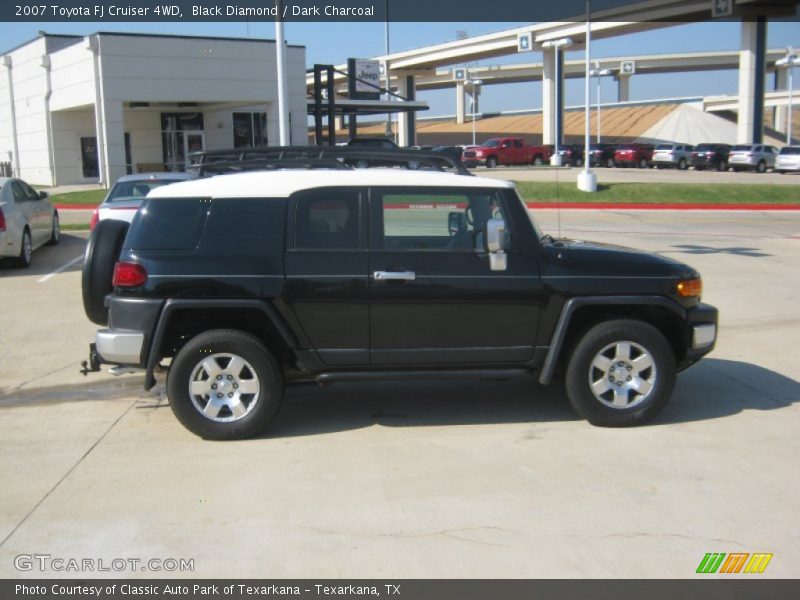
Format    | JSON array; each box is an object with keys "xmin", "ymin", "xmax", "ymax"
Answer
[
  {"xmin": 775, "ymin": 145, "xmax": 800, "ymax": 174},
  {"xmin": 587, "ymin": 143, "xmax": 617, "ymax": 168},
  {"xmin": 557, "ymin": 144, "xmax": 586, "ymax": 167},
  {"xmin": 728, "ymin": 144, "xmax": 778, "ymax": 173},
  {"xmin": 462, "ymin": 137, "xmax": 551, "ymax": 168},
  {"xmin": 0, "ymin": 178, "xmax": 59, "ymax": 268},
  {"xmin": 690, "ymin": 144, "xmax": 731, "ymax": 171},
  {"xmin": 90, "ymin": 172, "xmax": 196, "ymax": 230},
  {"xmin": 345, "ymin": 137, "xmax": 401, "ymax": 168},
  {"xmin": 652, "ymin": 143, "xmax": 694, "ymax": 170},
  {"xmin": 81, "ymin": 146, "xmax": 718, "ymax": 440},
  {"xmin": 614, "ymin": 143, "xmax": 654, "ymax": 168}
]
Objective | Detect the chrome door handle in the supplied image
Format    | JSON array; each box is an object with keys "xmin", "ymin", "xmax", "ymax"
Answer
[{"xmin": 373, "ymin": 271, "xmax": 416, "ymax": 282}]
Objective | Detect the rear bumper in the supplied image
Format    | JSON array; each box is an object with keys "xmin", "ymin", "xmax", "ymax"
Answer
[
  {"xmin": 94, "ymin": 296, "xmax": 164, "ymax": 367},
  {"xmin": 775, "ymin": 161, "xmax": 800, "ymax": 171},
  {"xmin": 96, "ymin": 330, "xmax": 145, "ymax": 364}
]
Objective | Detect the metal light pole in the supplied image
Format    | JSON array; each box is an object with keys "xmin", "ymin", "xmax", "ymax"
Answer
[
  {"xmin": 590, "ymin": 61, "xmax": 612, "ymax": 143},
  {"xmin": 275, "ymin": 0, "xmax": 290, "ymax": 145},
  {"xmin": 466, "ymin": 79, "xmax": 483, "ymax": 146},
  {"xmin": 384, "ymin": 0, "xmax": 392, "ymax": 137},
  {"xmin": 577, "ymin": 0, "xmax": 597, "ymax": 192},
  {"xmin": 776, "ymin": 47, "xmax": 799, "ymax": 145},
  {"xmin": 542, "ymin": 38, "xmax": 573, "ymax": 166}
]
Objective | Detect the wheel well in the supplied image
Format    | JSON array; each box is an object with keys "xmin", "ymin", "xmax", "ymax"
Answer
[
  {"xmin": 158, "ymin": 307, "xmax": 294, "ymax": 368},
  {"xmin": 557, "ymin": 304, "xmax": 685, "ymax": 372}
]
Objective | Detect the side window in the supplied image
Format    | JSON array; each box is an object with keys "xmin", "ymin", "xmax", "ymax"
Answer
[
  {"xmin": 513, "ymin": 139, "xmax": 524, "ymax": 148},
  {"xmin": 294, "ymin": 189, "xmax": 360, "ymax": 250},
  {"xmin": 379, "ymin": 189, "xmax": 506, "ymax": 252},
  {"xmin": 19, "ymin": 182, "xmax": 39, "ymax": 201},
  {"xmin": 11, "ymin": 182, "xmax": 28, "ymax": 203}
]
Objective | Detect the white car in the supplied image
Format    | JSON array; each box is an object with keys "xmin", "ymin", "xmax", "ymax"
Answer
[
  {"xmin": 90, "ymin": 172, "xmax": 196, "ymax": 230},
  {"xmin": 775, "ymin": 146, "xmax": 800, "ymax": 174},
  {"xmin": 0, "ymin": 178, "xmax": 59, "ymax": 268},
  {"xmin": 728, "ymin": 144, "xmax": 778, "ymax": 173}
]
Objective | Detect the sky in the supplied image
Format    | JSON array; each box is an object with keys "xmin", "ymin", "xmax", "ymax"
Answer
[{"xmin": 0, "ymin": 19, "xmax": 797, "ymax": 117}]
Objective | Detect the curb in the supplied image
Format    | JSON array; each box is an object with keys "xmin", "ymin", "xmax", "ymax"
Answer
[{"xmin": 525, "ymin": 202, "xmax": 800, "ymax": 211}]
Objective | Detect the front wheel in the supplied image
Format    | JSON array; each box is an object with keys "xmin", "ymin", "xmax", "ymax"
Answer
[
  {"xmin": 533, "ymin": 156, "xmax": 543, "ymax": 166},
  {"xmin": 574, "ymin": 157, "xmax": 583, "ymax": 167},
  {"xmin": 606, "ymin": 157, "xmax": 615, "ymax": 168},
  {"xmin": 639, "ymin": 158, "xmax": 648, "ymax": 169},
  {"xmin": 46, "ymin": 212, "xmax": 60, "ymax": 245},
  {"xmin": 486, "ymin": 157, "xmax": 498, "ymax": 169},
  {"xmin": 564, "ymin": 319, "xmax": 676, "ymax": 427},
  {"xmin": 716, "ymin": 160, "xmax": 727, "ymax": 172},
  {"xmin": 756, "ymin": 160, "xmax": 766, "ymax": 173},
  {"xmin": 14, "ymin": 228, "xmax": 32, "ymax": 268},
  {"xmin": 167, "ymin": 329, "xmax": 283, "ymax": 440},
  {"xmin": 678, "ymin": 158, "xmax": 687, "ymax": 170}
]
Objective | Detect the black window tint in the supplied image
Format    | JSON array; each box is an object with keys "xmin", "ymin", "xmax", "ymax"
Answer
[
  {"xmin": 513, "ymin": 139, "xmax": 524, "ymax": 148},
  {"xmin": 11, "ymin": 182, "xmax": 27, "ymax": 203},
  {"xmin": 126, "ymin": 198, "xmax": 208, "ymax": 250},
  {"xmin": 200, "ymin": 198, "xmax": 285, "ymax": 256},
  {"xmin": 294, "ymin": 189, "xmax": 359, "ymax": 250}
]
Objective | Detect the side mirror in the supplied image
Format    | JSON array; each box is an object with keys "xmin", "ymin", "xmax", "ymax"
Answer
[
  {"xmin": 448, "ymin": 211, "xmax": 466, "ymax": 235},
  {"xmin": 484, "ymin": 218, "xmax": 507, "ymax": 271},
  {"xmin": 38, "ymin": 190, "xmax": 49, "ymax": 200}
]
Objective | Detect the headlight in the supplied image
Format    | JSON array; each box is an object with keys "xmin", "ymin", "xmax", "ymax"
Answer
[{"xmin": 677, "ymin": 277, "xmax": 702, "ymax": 299}]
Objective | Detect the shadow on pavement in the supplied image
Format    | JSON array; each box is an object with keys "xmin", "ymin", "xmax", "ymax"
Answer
[
  {"xmin": 0, "ymin": 234, "xmax": 87, "ymax": 279},
  {"xmin": 667, "ymin": 244, "xmax": 772, "ymax": 258},
  {"xmin": 2, "ymin": 359, "xmax": 796, "ymax": 439}
]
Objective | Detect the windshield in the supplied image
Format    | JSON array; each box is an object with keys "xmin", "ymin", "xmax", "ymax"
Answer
[
  {"xmin": 616, "ymin": 144, "xmax": 635, "ymax": 150},
  {"xmin": 510, "ymin": 188, "xmax": 543, "ymax": 241},
  {"xmin": 779, "ymin": 146, "xmax": 800, "ymax": 155},
  {"xmin": 482, "ymin": 139, "xmax": 501, "ymax": 148},
  {"xmin": 106, "ymin": 179, "xmax": 177, "ymax": 203},
  {"xmin": 731, "ymin": 145, "xmax": 752, "ymax": 151},
  {"xmin": 655, "ymin": 144, "xmax": 673, "ymax": 150},
  {"xmin": 694, "ymin": 144, "xmax": 714, "ymax": 151}
]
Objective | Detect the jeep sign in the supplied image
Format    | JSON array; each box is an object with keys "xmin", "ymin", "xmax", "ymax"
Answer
[{"xmin": 348, "ymin": 58, "xmax": 381, "ymax": 100}]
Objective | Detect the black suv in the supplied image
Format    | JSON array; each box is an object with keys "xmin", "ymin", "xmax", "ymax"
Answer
[
  {"xmin": 691, "ymin": 144, "xmax": 731, "ymax": 171},
  {"xmin": 82, "ymin": 147, "xmax": 717, "ymax": 440}
]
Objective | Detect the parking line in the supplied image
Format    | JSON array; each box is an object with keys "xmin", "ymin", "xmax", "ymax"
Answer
[{"xmin": 37, "ymin": 255, "xmax": 83, "ymax": 283}]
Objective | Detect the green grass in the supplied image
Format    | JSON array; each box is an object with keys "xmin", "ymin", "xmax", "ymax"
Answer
[
  {"xmin": 61, "ymin": 223, "xmax": 90, "ymax": 231},
  {"xmin": 49, "ymin": 189, "xmax": 106, "ymax": 206},
  {"xmin": 513, "ymin": 182, "xmax": 800, "ymax": 204}
]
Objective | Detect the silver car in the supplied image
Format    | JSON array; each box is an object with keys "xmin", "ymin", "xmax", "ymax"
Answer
[
  {"xmin": 775, "ymin": 146, "xmax": 800, "ymax": 174},
  {"xmin": 652, "ymin": 143, "xmax": 693, "ymax": 170},
  {"xmin": 0, "ymin": 178, "xmax": 59, "ymax": 268},
  {"xmin": 90, "ymin": 172, "xmax": 195, "ymax": 230},
  {"xmin": 728, "ymin": 144, "xmax": 778, "ymax": 173}
]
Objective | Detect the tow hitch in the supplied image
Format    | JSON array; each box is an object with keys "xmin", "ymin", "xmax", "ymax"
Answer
[{"xmin": 80, "ymin": 343, "xmax": 101, "ymax": 376}]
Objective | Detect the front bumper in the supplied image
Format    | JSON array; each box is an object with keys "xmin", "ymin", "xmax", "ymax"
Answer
[
  {"xmin": 681, "ymin": 302, "xmax": 718, "ymax": 367},
  {"xmin": 775, "ymin": 160, "xmax": 800, "ymax": 172}
]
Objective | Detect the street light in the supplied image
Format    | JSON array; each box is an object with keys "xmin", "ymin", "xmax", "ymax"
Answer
[
  {"xmin": 465, "ymin": 79, "xmax": 483, "ymax": 146},
  {"xmin": 541, "ymin": 38, "xmax": 573, "ymax": 166},
  {"xmin": 590, "ymin": 61, "xmax": 613, "ymax": 144},
  {"xmin": 776, "ymin": 47, "xmax": 799, "ymax": 145},
  {"xmin": 577, "ymin": 0, "xmax": 597, "ymax": 192}
]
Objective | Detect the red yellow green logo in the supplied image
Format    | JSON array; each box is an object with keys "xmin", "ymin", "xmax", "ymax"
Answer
[{"xmin": 696, "ymin": 552, "xmax": 773, "ymax": 574}]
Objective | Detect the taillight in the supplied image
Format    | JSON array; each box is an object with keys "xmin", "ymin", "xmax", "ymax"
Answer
[
  {"xmin": 0, "ymin": 207, "xmax": 5, "ymax": 232},
  {"xmin": 113, "ymin": 262, "xmax": 147, "ymax": 287},
  {"xmin": 89, "ymin": 208, "xmax": 99, "ymax": 230}
]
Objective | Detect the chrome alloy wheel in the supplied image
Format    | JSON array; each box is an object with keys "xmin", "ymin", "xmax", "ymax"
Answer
[
  {"xmin": 588, "ymin": 341, "xmax": 657, "ymax": 409},
  {"xmin": 188, "ymin": 353, "xmax": 261, "ymax": 422}
]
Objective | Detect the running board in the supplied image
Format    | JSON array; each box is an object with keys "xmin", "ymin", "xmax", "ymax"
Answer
[{"xmin": 315, "ymin": 368, "xmax": 531, "ymax": 386}]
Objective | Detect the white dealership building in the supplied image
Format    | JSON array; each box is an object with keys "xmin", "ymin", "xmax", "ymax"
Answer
[{"xmin": 0, "ymin": 32, "xmax": 307, "ymax": 186}]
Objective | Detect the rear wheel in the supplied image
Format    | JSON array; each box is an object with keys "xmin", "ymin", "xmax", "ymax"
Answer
[
  {"xmin": 677, "ymin": 158, "xmax": 687, "ymax": 170},
  {"xmin": 639, "ymin": 158, "xmax": 648, "ymax": 169},
  {"xmin": 167, "ymin": 329, "xmax": 284, "ymax": 440},
  {"xmin": 716, "ymin": 160, "xmax": 727, "ymax": 172},
  {"xmin": 81, "ymin": 219, "xmax": 129, "ymax": 325},
  {"xmin": 565, "ymin": 319, "xmax": 676, "ymax": 427},
  {"xmin": 574, "ymin": 157, "xmax": 583, "ymax": 167},
  {"xmin": 533, "ymin": 156, "xmax": 543, "ymax": 166},
  {"xmin": 14, "ymin": 228, "xmax": 32, "ymax": 268},
  {"xmin": 606, "ymin": 157, "xmax": 615, "ymax": 168},
  {"xmin": 756, "ymin": 160, "xmax": 767, "ymax": 173}
]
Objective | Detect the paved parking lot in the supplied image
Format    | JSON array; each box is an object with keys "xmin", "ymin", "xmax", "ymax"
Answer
[{"xmin": 1, "ymin": 209, "xmax": 798, "ymax": 578}]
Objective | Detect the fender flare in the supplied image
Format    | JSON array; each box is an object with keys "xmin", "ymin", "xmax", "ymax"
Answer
[
  {"xmin": 144, "ymin": 299, "xmax": 299, "ymax": 390},
  {"xmin": 538, "ymin": 295, "xmax": 686, "ymax": 385}
]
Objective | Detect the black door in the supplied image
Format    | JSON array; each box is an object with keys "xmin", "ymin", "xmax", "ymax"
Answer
[
  {"xmin": 80, "ymin": 137, "xmax": 99, "ymax": 178},
  {"xmin": 284, "ymin": 187, "xmax": 369, "ymax": 366},
  {"xmin": 368, "ymin": 186, "xmax": 543, "ymax": 366}
]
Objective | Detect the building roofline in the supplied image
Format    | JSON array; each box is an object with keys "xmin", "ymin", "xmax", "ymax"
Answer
[
  {"xmin": 93, "ymin": 31, "xmax": 305, "ymax": 49},
  {"xmin": 2, "ymin": 30, "xmax": 305, "ymax": 56},
  {"xmin": 1, "ymin": 33, "xmax": 82, "ymax": 57}
]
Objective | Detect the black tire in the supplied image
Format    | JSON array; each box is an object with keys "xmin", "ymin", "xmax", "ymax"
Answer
[
  {"xmin": 716, "ymin": 160, "xmax": 727, "ymax": 172},
  {"xmin": 606, "ymin": 157, "xmax": 615, "ymax": 168},
  {"xmin": 564, "ymin": 319, "xmax": 676, "ymax": 427},
  {"xmin": 486, "ymin": 156, "xmax": 498, "ymax": 169},
  {"xmin": 167, "ymin": 329, "xmax": 284, "ymax": 440},
  {"xmin": 46, "ymin": 212, "xmax": 60, "ymax": 246},
  {"xmin": 575, "ymin": 157, "xmax": 583, "ymax": 167},
  {"xmin": 82, "ymin": 219, "xmax": 129, "ymax": 326},
  {"xmin": 533, "ymin": 156, "xmax": 543, "ymax": 166},
  {"xmin": 639, "ymin": 158, "xmax": 648, "ymax": 169},
  {"xmin": 756, "ymin": 160, "xmax": 766, "ymax": 174},
  {"xmin": 678, "ymin": 158, "xmax": 687, "ymax": 170},
  {"xmin": 14, "ymin": 228, "xmax": 32, "ymax": 268}
]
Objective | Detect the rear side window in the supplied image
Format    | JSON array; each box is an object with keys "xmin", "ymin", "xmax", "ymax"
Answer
[
  {"xmin": 126, "ymin": 198, "xmax": 209, "ymax": 250},
  {"xmin": 293, "ymin": 188, "xmax": 360, "ymax": 250},
  {"xmin": 779, "ymin": 146, "xmax": 800, "ymax": 155},
  {"xmin": 200, "ymin": 198, "xmax": 285, "ymax": 256}
]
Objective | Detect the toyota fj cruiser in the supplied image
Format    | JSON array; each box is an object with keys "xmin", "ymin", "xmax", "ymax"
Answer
[{"xmin": 81, "ymin": 147, "xmax": 717, "ymax": 440}]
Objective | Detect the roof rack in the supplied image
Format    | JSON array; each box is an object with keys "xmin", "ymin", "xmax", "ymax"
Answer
[{"xmin": 188, "ymin": 145, "xmax": 472, "ymax": 177}]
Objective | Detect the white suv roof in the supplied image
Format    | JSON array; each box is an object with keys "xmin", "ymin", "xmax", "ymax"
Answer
[{"xmin": 147, "ymin": 168, "xmax": 514, "ymax": 199}]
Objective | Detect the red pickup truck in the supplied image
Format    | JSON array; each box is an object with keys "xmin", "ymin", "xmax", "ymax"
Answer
[{"xmin": 462, "ymin": 137, "xmax": 551, "ymax": 168}]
